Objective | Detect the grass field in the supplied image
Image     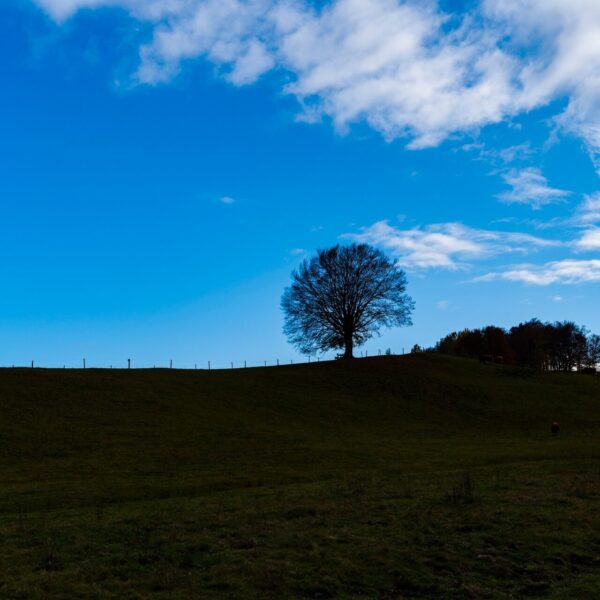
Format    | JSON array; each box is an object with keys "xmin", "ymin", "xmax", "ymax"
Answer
[{"xmin": 1, "ymin": 354, "xmax": 599, "ymax": 598}]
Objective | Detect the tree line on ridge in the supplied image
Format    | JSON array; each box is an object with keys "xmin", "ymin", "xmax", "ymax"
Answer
[{"xmin": 428, "ymin": 319, "xmax": 600, "ymax": 372}]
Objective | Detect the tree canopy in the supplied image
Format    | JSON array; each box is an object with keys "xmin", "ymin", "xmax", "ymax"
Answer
[
  {"xmin": 433, "ymin": 319, "xmax": 598, "ymax": 372},
  {"xmin": 281, "ymin": 244, "xmax": 414, "ymax": 358}
]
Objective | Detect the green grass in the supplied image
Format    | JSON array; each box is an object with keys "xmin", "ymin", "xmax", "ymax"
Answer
[{"xmin": 1, "ymin": 354, "xmax": 599, "ymax": 598}]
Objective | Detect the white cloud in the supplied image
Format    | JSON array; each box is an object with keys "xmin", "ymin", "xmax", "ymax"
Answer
[
  {"xmin": 136, "ymin": 0, "xmax": 277, "ymax": 84},
  {"xmin": 562, "ymin": 193, "xmax": 600, "ymax": 248},
  {"xmin": 496, "ymin": 144, "xmax": 534, "ymax": 165},
  {"xmin": 483, "ymin": 0, "xmax": 600, "ymax": 167},
  {"xmin": 28, "ymin": 0, "xmax": 600, "ymax": 160},
  {"xmin": 34, "ymin": 0, "xmax": 188, "ymax": 22},
  {"xmin": 346, "ymin": 220, "xmax": 558, "ymax": 270},
  {"xmin": 576, "ymin": 228, "xmax": 600, "ymax": 250},
  {"xmin": 574, "ymin": 192, "xmax": 600, "ymax": 225},
  {"xmin": 275, "ymin": 0, "xmax": 519, "ymax": 148},
  {"xmin": 34, "ymin": 0, "xmax": 108, "ymax": 21},
  {"xmin": 477, "ymin": 259, "xmax": 600, "ymax": 285},
  {"xmin": 497, "ymin": 168, "xmax": 570, "ymax": 209},
  {"xmin": 220, "ymin": 195, "xmax": 236, "ymax": 204}
]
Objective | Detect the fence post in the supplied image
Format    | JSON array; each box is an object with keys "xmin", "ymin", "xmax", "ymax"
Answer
[
  {"xmin": 208, "ymin": 361, "xmax": 211, "ymax": 371},
  {"xmin": 277, "ymin": 359, "xmax": 279, "ymax": 366},
  {"xmin": 231, "ymin": 362, "xmax": 233, "ymax": 369},
  {"xmin": 170, "ymin": 359, "xmax": 172, "ymax": 369},
  {"xmin": 244, "ymin": 360, "xmax": 247, "ymax": 368},
  {"xmin": 83, "ymin": 358, "xmax": 86, "ymax": 369},
  {"xmin": 128, "ymin": 358, "xmax": 131, "ymax": 369},
  {"xmin": 31, "ymin": 360, "xmax": 34, "ymax": 369},
  {"xmin": 264, "ymin": 361, "xmax": 267, "ymax": 367}
]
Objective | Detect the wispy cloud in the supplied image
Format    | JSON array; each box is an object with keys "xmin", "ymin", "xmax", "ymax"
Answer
[
  {"xmin": 576, "ymin": 228, "xmax": 600, "ymax": 250},
  {"xmin": 463, "ymin": 142, "xmax": 534, "ymax": 167},
  {"xmin": 497, "ymin": 168, "xmax": 570, "ymax": 209},
  {"xmin": 30, "ymin": 0, "xmax": 600, "ymax": 163},
  {"xmin": 573, "ymin": 192, "xmax": 600, "ymax": 225},
  {"xmin": 558, "ymin": 192, "xmax": 600, "ymax": 248},
  {"xmin": 220, "ymin": 196, "xmax": 236, "ymax": 204},
  {"xmin": 476, "ymin": 260, "xmax": 600, "ymax": 285},
  {"xmin": 346, "ymin": 220, "xmax": 558, "ymax": 270}
]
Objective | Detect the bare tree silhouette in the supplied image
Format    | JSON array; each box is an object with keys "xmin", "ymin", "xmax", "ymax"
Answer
[{"xmin": 282, "ymin": 244, "xmax": 414, "ymax": 359}]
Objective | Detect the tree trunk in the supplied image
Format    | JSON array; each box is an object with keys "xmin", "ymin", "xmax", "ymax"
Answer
[{"xmin": 343, "ymin": 330, "xmax": 354, "ymax": 359}]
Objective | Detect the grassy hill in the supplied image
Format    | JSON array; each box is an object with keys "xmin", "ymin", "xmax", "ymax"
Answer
[{"xmin": 1, "ymin": 354, "xmax": 599, "ymax": 598}]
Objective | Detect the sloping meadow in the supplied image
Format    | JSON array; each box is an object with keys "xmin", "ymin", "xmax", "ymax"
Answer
[{"xmin": 1, "ymin": 355, "xmax": 599, "ymax": 597}]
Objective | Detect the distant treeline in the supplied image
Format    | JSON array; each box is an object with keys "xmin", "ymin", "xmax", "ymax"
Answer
[{"xmin": 426, "ymin": 319, "xmax": 600, "ymax": 372}]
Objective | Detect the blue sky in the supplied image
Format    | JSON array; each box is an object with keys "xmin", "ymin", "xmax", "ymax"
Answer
[{"xmin": 1, "ymin": 0, "xmax": 600, "ymax": 368}]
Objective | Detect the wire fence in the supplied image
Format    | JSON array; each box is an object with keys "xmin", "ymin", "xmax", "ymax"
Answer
[{"xmin": 3, "ymin": 348, "xmax": 406, "ymax": 371}]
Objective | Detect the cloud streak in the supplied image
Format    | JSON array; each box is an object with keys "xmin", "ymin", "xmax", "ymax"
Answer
[
  {"xmin": 477, "ymin": 259, "xmax": 600, "ymax": 286},
  {"xmin": 347, "ymin": 217, "xmax": 600, "ymax": 288},
  {"xmin": 346, "ymin": 220, "xmax": 558, "ymax": 270}
]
